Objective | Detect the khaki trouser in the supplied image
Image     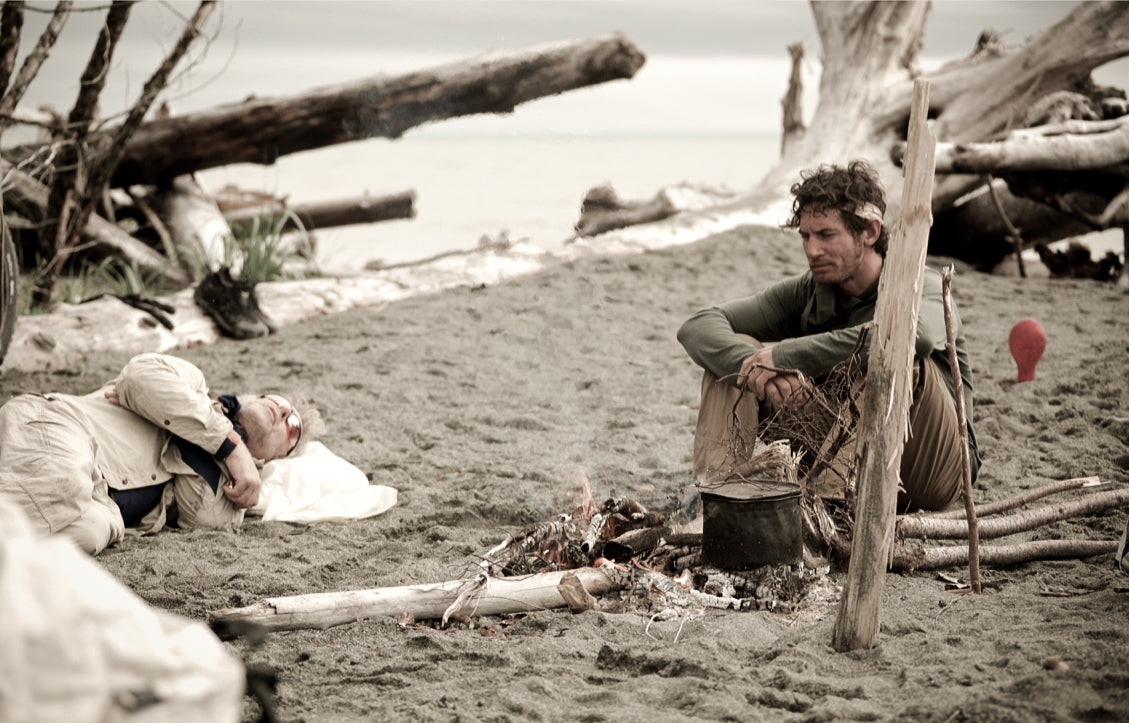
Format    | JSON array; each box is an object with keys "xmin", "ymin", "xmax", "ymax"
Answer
[
  {"xmin": 0, "ymin": 394, "xmax": 241, "ymax": 555},
  {"xmin": 693, "ymin": 351, "xmax": 966, "ymax": 513}
]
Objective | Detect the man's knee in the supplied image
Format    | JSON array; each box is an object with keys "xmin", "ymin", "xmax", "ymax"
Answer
[
  {"xmin": 62, "ymin": 497, "xmax": 125, "ymax": 555},
  {"xmin": 173, "ymin": 477, "xmax": 244, "ymax": 530},
  {"xmin": 900, "ymin": 359, "xmax": 965, "ymax": 512}
]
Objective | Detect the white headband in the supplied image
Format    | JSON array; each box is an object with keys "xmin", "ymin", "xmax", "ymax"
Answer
[{"xmin": 854, "ymin": 203, "xmax": 884, "ymax": 222}]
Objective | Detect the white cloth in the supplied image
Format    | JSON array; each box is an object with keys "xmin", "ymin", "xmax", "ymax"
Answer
[
  {"xmin": 0, "ymin": 496, "xmax": 243, "ymax": 723},
  {"xmin": 252, "ymin": 441, "xmax": 397, "ymax": 523}
]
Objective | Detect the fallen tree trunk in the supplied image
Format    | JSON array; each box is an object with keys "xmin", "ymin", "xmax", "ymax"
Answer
[
  {"xmin": 892, "ymin": 539, "xmax": 1117, "ymax": 573},
  {"xmin": 928, "ymin": 187, "xmax": 1098, "ymax": 269},
  {"xmin": 3, "ymin": 34, "xmax": 646, "ymax": 187},
  {"xmin": 572, "ymin": 183, "xmax": 737, "ymax": 239},
  {"xmin": 921, "ymin": 118, "xmax": 1129, "ymax": 175},
  {"xmin": 896, "ymin": 486, "xmax": 1129, "ymax": 541},
  {"xmin": 1, "ymin": 160, "xmax": 191, "ymax": 285},
  {"xmin": 208, "ymin": 568, "xmax": 622, "ymax": 632},
  {"xmin": 743, "ymin": 1, "xmax": 1129, "ymax": 269},
  {"xmin": 222, "ymin": 190, "xmax": 416, "ymax": 232}
]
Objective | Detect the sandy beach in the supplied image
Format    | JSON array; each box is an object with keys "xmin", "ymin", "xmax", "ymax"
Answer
[{"xmin": 2, "ymin": 223, "xmax": 1127, "ymax": 722}]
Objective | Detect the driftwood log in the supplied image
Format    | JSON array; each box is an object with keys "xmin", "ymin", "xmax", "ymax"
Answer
[
  {"xmin": 208, "ymin": 568, "xmax": 622, "ymax": 633},
  {"xmin": 924, "ymin": 118, "xmax": 1129, "ymax": 177},
  {"xmin": 3, "ymin": 34, "xmax": 646, "ymax": 187},
  {"xmin": 572, "ymin": 184, "xmax": 738, "ymax": 239},
  {"xmin": 896, "ymin": 486, "xmax": 1129, "ymax": 541},
  {"xmin": 890, "ymin": 540, "xmax": 1118, "ymax": 574},
  {"xmin": 221, "ymin": 190, "xmax": 417, "ymax": 233},
  {"xmin": 923, "ymin": 476, "xmax": 1102, "ymax": 520},
  {"xmin": 747, "ymin": 1, "xmax": 1129, "ymax": 270}
]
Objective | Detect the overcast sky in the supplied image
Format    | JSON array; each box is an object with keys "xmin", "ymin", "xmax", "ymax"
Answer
[{"xmin": 13, "ymin": 1, "xmax": 1124, "ymax": 137}]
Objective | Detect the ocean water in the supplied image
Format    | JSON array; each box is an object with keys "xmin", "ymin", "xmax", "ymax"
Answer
[
  {"xmin": 197, "ymin": 133, "xmax": 1124, "ymax": 274},
  {"xmin": 197, "ymin": 134, "xmax": 783, "ymax": 271}
]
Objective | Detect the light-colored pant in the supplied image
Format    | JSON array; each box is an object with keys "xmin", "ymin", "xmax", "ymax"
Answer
[{"xmin": 692, "ymin": 354, "xmax": 966, "ymax": 513}]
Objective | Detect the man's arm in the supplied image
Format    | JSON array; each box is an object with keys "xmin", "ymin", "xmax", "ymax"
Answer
[
  {"xmin": 108, "ymin": 353, "xmax": 260, "ymax": 509},
  {"xmin": 913, "ymin": 268, "xmax": 950, "ymax": 358},
  {"xmin": 215, "ymin": 430, "xmax": 262, "ymax": 509},
  {"xmin": 677, "ymin": 275, "xmax": 809, "ymax": 382},
  {"xmin": 111, "ymin": 353, "xmax": 231, "ymax": 450}
]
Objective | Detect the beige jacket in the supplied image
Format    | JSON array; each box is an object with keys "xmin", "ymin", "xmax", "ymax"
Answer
[{"xmin": 50, "ymin": 353, "xmax": 241, "ymax": 532}]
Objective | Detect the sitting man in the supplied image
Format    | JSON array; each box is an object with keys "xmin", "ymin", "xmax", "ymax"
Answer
[
  {"xmin": 677, "ymin": 160, "xmax": 979, "ymax": 512},
  {"xmin": 0, "ymin": 352, "xmax": 321, "ymax": 555}
]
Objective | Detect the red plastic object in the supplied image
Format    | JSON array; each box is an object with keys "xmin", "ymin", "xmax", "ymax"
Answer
[{"xmin": 1008, "ymin": 318, "xmax": 1046, "ymax": 382}]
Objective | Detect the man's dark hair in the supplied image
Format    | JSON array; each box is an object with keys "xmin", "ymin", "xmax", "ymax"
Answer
[{"xmin": 784, "ymin": 159, "xmax": 890, "ymax": 256}]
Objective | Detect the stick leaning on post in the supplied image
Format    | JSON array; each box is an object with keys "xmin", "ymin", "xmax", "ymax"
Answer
[{"xmin": 941, "ymin": 267, "xmax": 981, "ymax": 593}]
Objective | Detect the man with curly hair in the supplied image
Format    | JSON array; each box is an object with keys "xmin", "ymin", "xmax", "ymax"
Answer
[
  {"xmin": 0, "ymin": 352, "xmax": 321, "ymax": 554},
  {"xmin": 678, "ymin": 160, "xmax": 979, "ymax": 512}
]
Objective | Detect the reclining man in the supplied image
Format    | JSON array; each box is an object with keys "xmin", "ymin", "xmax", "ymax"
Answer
[
  {"xmin": 677, "ymin": 160, "xmax": 980, "ymax": 512},
  {"xmin": 0, "ymin": 352, "xmax": 321, "ymax": 555}
]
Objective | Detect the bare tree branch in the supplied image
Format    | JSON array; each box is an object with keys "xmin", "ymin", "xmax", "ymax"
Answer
[
  {"xmin": 0, "ymin": 1, "xmax": 24, "ymax": 97},
  {"xmin": 0, "ymin": 0, "xmax": 72, "ymax": 133},
  {"xmin": 78, "ymin": 1, "xmax": 216, "ymax": 207},
  {"xmin": 34, "ymin": 0, "xmax": 131, "ymax": 307}
]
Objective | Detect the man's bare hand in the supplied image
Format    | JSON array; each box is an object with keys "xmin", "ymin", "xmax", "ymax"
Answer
[
  {"xmin": 222, "ymin": 444, "xmax": 262, "ymax": 509},
  {"xmin": 763, "ymin": 373, "xmax": 809, "ymax": 408},
  {"xmin": 739, "ymin": 346, "xmax": 776, "ymax": 400},
  {"xmin": 738, "ymin": 346, "xmax": 809, "ymax": 408},
  {"xmin": 104, "ymin": 387, "xmax": 121, "ymax": 406}
]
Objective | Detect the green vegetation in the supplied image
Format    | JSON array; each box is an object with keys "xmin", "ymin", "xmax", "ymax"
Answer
[
  {"xmin": 16, "ymin": 210, "xmax": 319, "ymax": 315},
  {"xmin": 201, "ymin": 210, "xmax": 319, "ymax": 283}
]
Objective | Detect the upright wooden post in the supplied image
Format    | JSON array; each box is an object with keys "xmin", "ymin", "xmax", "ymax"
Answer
[{"xmin": 831, "ymin": 79, "xmax": 936, "ymax": 652}]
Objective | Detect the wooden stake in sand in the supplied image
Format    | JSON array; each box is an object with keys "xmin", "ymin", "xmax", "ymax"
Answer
[
  {"xmin": 831, "ymin": 79, "xmax": 936, "ymax": 653},
  {"xmin": 941, "ymin": 267, "xmax": 981, "ymax": 593}
]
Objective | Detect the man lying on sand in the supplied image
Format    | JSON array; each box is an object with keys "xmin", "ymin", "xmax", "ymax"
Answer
[
  {"xmin": 0, "ymin": 352, "xmax": 321, "ymax": 554},
  {"xmin": 678, "ymin": 159, "xmax": 980, "ymax": 512}
]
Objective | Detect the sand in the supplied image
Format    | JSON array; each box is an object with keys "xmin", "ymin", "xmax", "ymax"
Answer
[{"xmin": 3, "ymin": 224, "xmax": 1127, "ymax": 722}]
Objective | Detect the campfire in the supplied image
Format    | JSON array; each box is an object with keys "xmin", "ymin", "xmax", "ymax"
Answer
[{"xmin": 209, "ymin": 348, "xmax": 1124, "ymax": 635}]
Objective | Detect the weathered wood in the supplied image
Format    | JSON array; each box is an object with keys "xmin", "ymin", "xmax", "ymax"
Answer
[
  {"xmin": 4, "ymin": 34, "xmax": 646, "ymax": 187},
  {"xmin": 223, "ymin": 190, "xmax": 416, "ymax": 232},
  {"xmin": 780, "ymin": 42, "xmax": 805, "ymax": 155},
  {"xmin": 929, "ymin": 189, "xmax": 1095, "ymax": 269},
  {"xmin": 923, "ymin": 476, "xmax": 1102, "ymax": 520},
  {"xmin": 0, "ymin": 160, "xmax": 190, "ymax": 285},
  {"xmin": 897, "ymin": 486, "xmax": 1129, "ymax": 541},
  {"xmin": 146, "ymin": 175, "xmax": 231, "ymax": 275},
  {"xmin": 573, "ymin": 183, "xmax": 738, "ymax": 239},
  {"xmin": 926, "ymin": 118, "xmax": 1129, "ymax": 175},
  {"xmin": 832, "ymin": 80, "xmax": 934, "ymax": 653},
  {"xmin": 207, "ymin": 568, "xmax": 622, "ymax": 632},
  {"xmin": 748, "ymin": 1, "xmax": 1129, "ymax": 269},
  {"xmin": 942, "ymin": 267, "xmax": 980, "ymax": 593},
  {"xmin": 891, "ymin": 539, "xmax": 1117, "ymax": 573}
]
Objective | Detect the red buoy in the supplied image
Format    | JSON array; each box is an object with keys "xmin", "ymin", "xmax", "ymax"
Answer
[{"xmin": 1008, "ymin": 318, "xmax": 1046, "ymax": 382}]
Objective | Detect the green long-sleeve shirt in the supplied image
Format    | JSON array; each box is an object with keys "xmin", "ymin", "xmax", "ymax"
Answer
[{"xmin": 677, "ymin": 265, "xmax": 979, "ymax": 467}]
